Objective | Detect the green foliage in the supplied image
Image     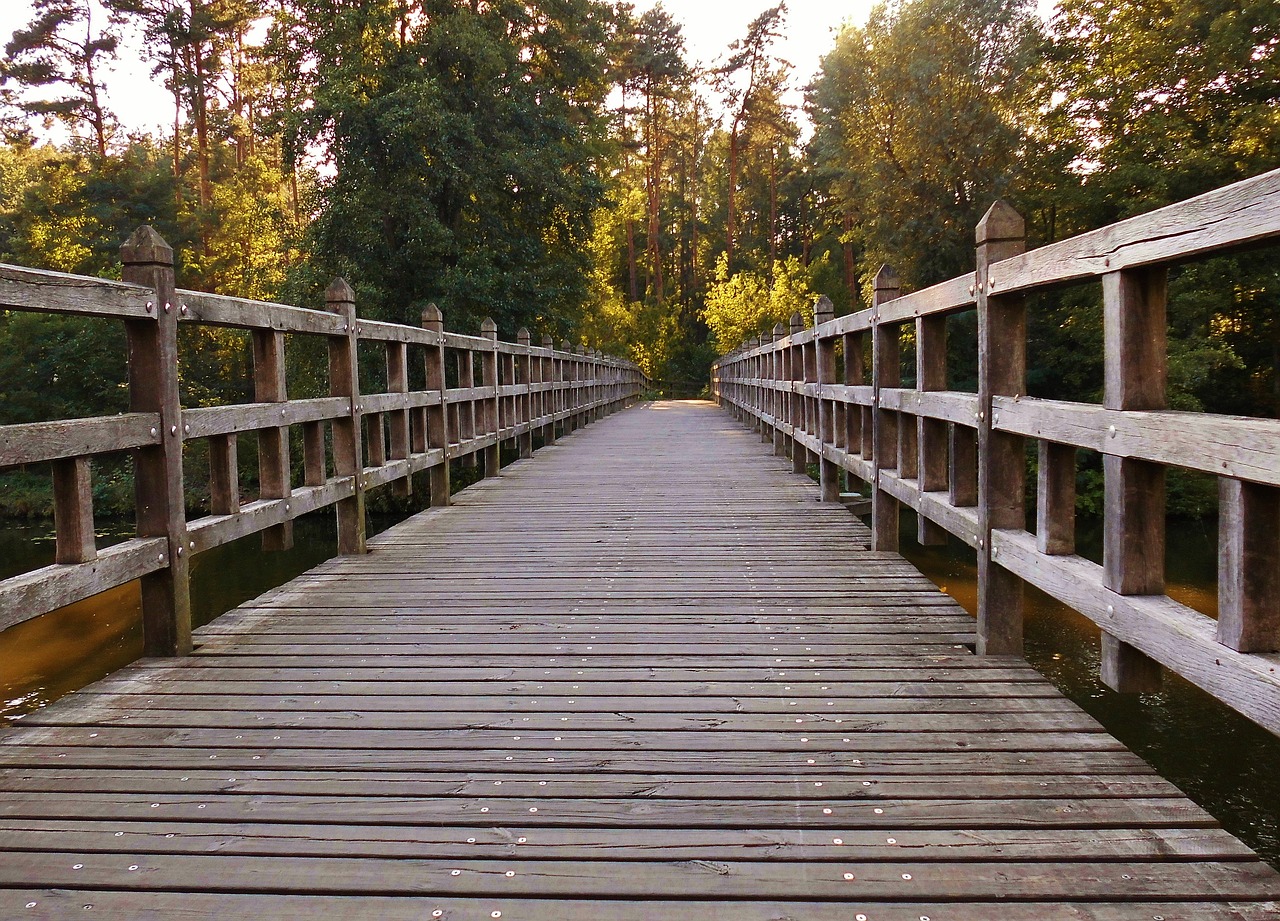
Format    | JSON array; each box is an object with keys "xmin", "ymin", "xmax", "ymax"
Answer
[
  {"xmin": 279, "ymin": 0, "xmax": 613, "ymax": 337},
  {"xmin": 808, "ymin": 0, "xmax": 1045, "ymax": 287},
  {"xmin": 701, "ymin": 253, "xmax": 818, "ymax": 352}
]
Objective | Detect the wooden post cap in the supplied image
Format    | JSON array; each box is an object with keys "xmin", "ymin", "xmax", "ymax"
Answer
[
  {"xmin": 814, "ymin": 295, "xmax": 835, "ymax": 325},
  {"xmin": 542, "ymin": 334, "xmax": 554, "ymax": 348},
  {"xmin": 773, "ymin": 322, "xmax": 787, "ymax": 341},
  {"xmin": 873, "ymin": 264, "xmax": 900, "ymax": 294},
  {"xmin": 481, "ymin": 317, "xmax": 498, "ymax": 340},
  {"xmin": 517, "ymin": 327, "xmax": 531, "ymax": 345},
  {"xmin": 561, "ymin": 340, "xmax": 571, "ymax": 351},
  {"xmin": 421, "ymin": 303, "xmax": 443, "ymax": 330},
  {"xmin": 789, "ymin": 311, "xmax": 804, "ymax": 334},
  {"xmin": 326, "ymin": 278, "xmax": 355, "ymax": 307},
  {"xmin": 120, "ymin": 226, "xmax": 173, "ymax": 266},
  {"xmin": 976, "ymin": 200, "xmax": 1025, "ymax": 245}
]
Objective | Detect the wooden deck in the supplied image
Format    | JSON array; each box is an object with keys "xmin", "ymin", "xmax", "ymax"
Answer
[{"xmin": 1, "ymin": 400, "xmax": 1278, "ymax": 919}]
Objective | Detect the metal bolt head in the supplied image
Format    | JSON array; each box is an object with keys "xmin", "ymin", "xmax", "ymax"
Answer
[
  {"xmin": 180, "ymin": 304, "xmax": 188, "ymax": 315},
  {"xmin": 170, "ymin": 425, "xmax": 178, "ymax": 435},
  {"xmin": 163, "ymin": 302, "xmax": 171, "ymax": 313},
  {"xmin": 145, "ymin": 302, "xmax": 153, "ymax": 313},
  {"xmin": 150, "ymin": 427, "xmax": 158, "ymax": 437}
]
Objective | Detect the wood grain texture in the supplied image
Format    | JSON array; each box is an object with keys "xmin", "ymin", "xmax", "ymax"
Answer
[{"xmin": 2, "ymin": 400, "xmax": 1276, "ymax": 918}]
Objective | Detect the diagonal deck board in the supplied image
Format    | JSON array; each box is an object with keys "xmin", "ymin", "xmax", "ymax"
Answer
[{"xmin": 1, "ymin": 399, "xmax": 1278, "ymax": 919}]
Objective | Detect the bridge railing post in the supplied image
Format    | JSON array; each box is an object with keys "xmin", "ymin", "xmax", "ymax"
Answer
[
  {"xmin": 518, "ymin": 328, "xmax": 535, "ymax": 459},
  {"xmin": 916, "ymin": 299, "xmax": 949, "ymax": 547},
  {"xmin": 422, "ymin": 304, "xmax": 450, "ymax": 506},
  {"xmin": 252, "ymin": 327, "xmax": 294, "ymax": 550},
  {"xmin": 788, "ymin": 311, "xmax": 805, "ymax": 474},
  {"xmin": 481, "ymin": 318, "xmax": 500, "ymax": 477},
  {"xmin": 975, "ymin": 202, "xmax": 1026, "ymax": 655},
  {"xmin": 815, "ymin": 297, "xmax": 840, "ymax": 502},
  {"xmin": 843, "ymin": 327, "xmax": 865, "ymax": 477},
  {"xmin": 772, "ymin": 323, "xmax": 787, "ymax": 457},
  {"xmin": 1098, "ymin": 267, "xmax": 1167, "ymax": 690},
  {"xmin": 871, "ymin": 265, "xmax": 902, "ymax": 552},
  {"xmin": 326, "ymin": 278, "xmax": 366, "ymax": 555},
  {"xmin": 121, "ymin": 227, "xmax": 192, "ymax": 656},
  {"xmin": 541, "ymin": 335, "xmax": 557, "ymax": 445},
  {"xmin": 386, "ymin": 334, "xmax": 412, "ymax": 498}
]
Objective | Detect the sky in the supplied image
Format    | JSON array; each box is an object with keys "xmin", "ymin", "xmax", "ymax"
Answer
[{"xmin": 0, "ymin": 1, "xmax": 1056, "ymax": 138}]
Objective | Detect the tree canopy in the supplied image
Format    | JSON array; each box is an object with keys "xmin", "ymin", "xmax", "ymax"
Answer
[{"xmin": 0, "ymin": 0, "xmax": 1277, "ymax": 419}]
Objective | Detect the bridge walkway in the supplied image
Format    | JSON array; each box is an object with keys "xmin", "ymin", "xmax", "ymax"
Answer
[{"xmin": 1, "ymin": 400, "xmax": 1278, "ymax": 919}]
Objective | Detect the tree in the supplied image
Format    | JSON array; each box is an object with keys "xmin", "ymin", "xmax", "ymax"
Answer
[
  {"xmin": 701, "ymin": 252, "xmax": 816, "ymax": 352},
  {"xmin": 807, "ymin": 0, "xmax": 1044, "ymax": 287},
  {"xmin": 716, "ymin": 3, "xmax": 788, "ymax": 271},
  {"xmin": 276, "ymin": 0, "xmax": 614, "ymax": 335},
  {"xmin": 2, "ymin": 0, "xmax": 119, "ymax": 157}
]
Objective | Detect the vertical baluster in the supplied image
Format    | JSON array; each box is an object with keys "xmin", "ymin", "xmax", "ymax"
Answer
[
  {"xmin": 302, "ymin": 422, "xmax": 325, "ymax": 488},
  {"xmin": 387, "ymin": 339, "xmax": 411, "ymax": 497},
  {"xmin": 326, "ymin": 278, "xmax": 366, "ymax": 555},
  {"xmin": 1100, "ymin": 266, "xmax": 1167, "ymax": 690},
  {"xmin": 917, "ymin": 313, "xmax": 948, "ymax": 545},
  {"xmin": 542, "ymin": 334, "xmax": 557, "ymax": 445},
  {"xmin": 209, "ymin": 434, "xmax": 240, "ymax": 514},
  {"xmin": 52, "ymin": 457, "xmax": 96, "ymax": 564},
  {"xmin": 121, "ymin": 226, "xmax": 191, "ymax": 656},
  {"xmin": 1037, "ymin": 442, "xmax": 1076, "ymax": 555},
  {"xmin": 843, "ymin": 332, "xmax": 864, "ymax": 469},
  {"xmin": 422, "ymin": 305, "xmax": 450, "ymax": 506},
  {"xmin": 789, "ymin": 311, "xmax": 805, "ymax": 474},
  {"xmin": 1218, "ymin": 480, "xmax": 1280, "ymax": 652},
  {"xmin": 253, "ymin": 329, "xmax": 293, "ymax": 550},
  {"xmin": 772, "ymin": 323, "xmax": 787, "ymax": 457},
  {"xmin": 481, "ymin": 318, "xmax": 500, "ymax": 476},
  {"xmin": 458, "ymin": 347, "xmax": 477, "ymax": 469},
  {"xmin": 815, "ymin": 297, "xmax": 839, "ymax": 501},
  {"xmin": 518, "ymin": 328, "xmax": 535, "ymax": 459},
  {"xmin": 872, "ymin": 266, "xmax": 902, "ymax": 552}
]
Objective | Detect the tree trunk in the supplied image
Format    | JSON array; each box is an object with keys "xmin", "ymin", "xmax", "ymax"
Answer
[{"xmin": 727, "ymin": 121, "xmax": 740, "ymax": 269}]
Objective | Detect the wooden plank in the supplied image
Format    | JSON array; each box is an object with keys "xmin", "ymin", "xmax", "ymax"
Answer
[
  {"xmin": 0, "ymin": 414, "xmax": 161, "ymax": 467},
  {"xmin": 0, "ymin": 263, "xmax": 153, "ymax": 318},
  {"xmin": 994, "ymin": 396, "xmax": 1280, "ymax": 487},
  {"xmin": 3, "ymin": 398, "xmax": 1276, "ymax": 916},
  {"xmin": 182, "ymin": 398, "xmax": 348, "ymax": 440},
  {"xmin": 0, "ymin": 538, "xmax": 166, "ymax": 632},
  {"xmin": 990, "ymin": 165, "xmax": 1280, "ymax": 293},
  {"xmin": 176, "ymin": 289, "xmax": 343, "ymax": 335},
  {"xmin": 991, "ymin": 528, "xmax": 1280, "ymax": 735},
  {"xmin": 4, "ymin": 892, "xmax": 1279, "ymax": 921}
]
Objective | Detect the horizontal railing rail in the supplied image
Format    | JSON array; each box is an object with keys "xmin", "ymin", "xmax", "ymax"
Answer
[
  {"xmin": 0, "ymin": 227, "xmax": 646, "ymax": 651},
  {"xmin": 712, "ymin": 166, "xmax": 1280, "ymax": 736}
]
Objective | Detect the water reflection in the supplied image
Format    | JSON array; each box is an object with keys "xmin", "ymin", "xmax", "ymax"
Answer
[
  {"xmin": 1, "ymin": 514, "xmax": 344, "ymax": 723},
  {"xmin": 897, "ymin": 513, "xmax": 1280, "ymax": 869}
]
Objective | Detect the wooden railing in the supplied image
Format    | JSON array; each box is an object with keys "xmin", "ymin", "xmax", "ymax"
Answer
[
  {"xmin": 0, "ymin": 227, "xmax": 646, "ymax": 654},
  {"xmin": 712, "ymin": 167, "xmax": 1280, "ymax": 735}
]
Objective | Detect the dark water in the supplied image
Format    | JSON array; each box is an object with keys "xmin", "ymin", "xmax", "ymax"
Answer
[
  {"xmin": 896, "ymin": 512, "xmax": 1280, "ymax": 869},
  {"xmin": 0, "ymin": 513, "xmax": 360, "ymax": 721},
  {"xmin": 2, "ymin": 506, "xmax": 1278, "ymax": 869}
]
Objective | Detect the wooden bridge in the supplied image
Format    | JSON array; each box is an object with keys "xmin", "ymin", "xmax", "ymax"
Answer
[{"xmin": 1, "ymin": 171, "xmax": 1279, "ymax": 917}]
